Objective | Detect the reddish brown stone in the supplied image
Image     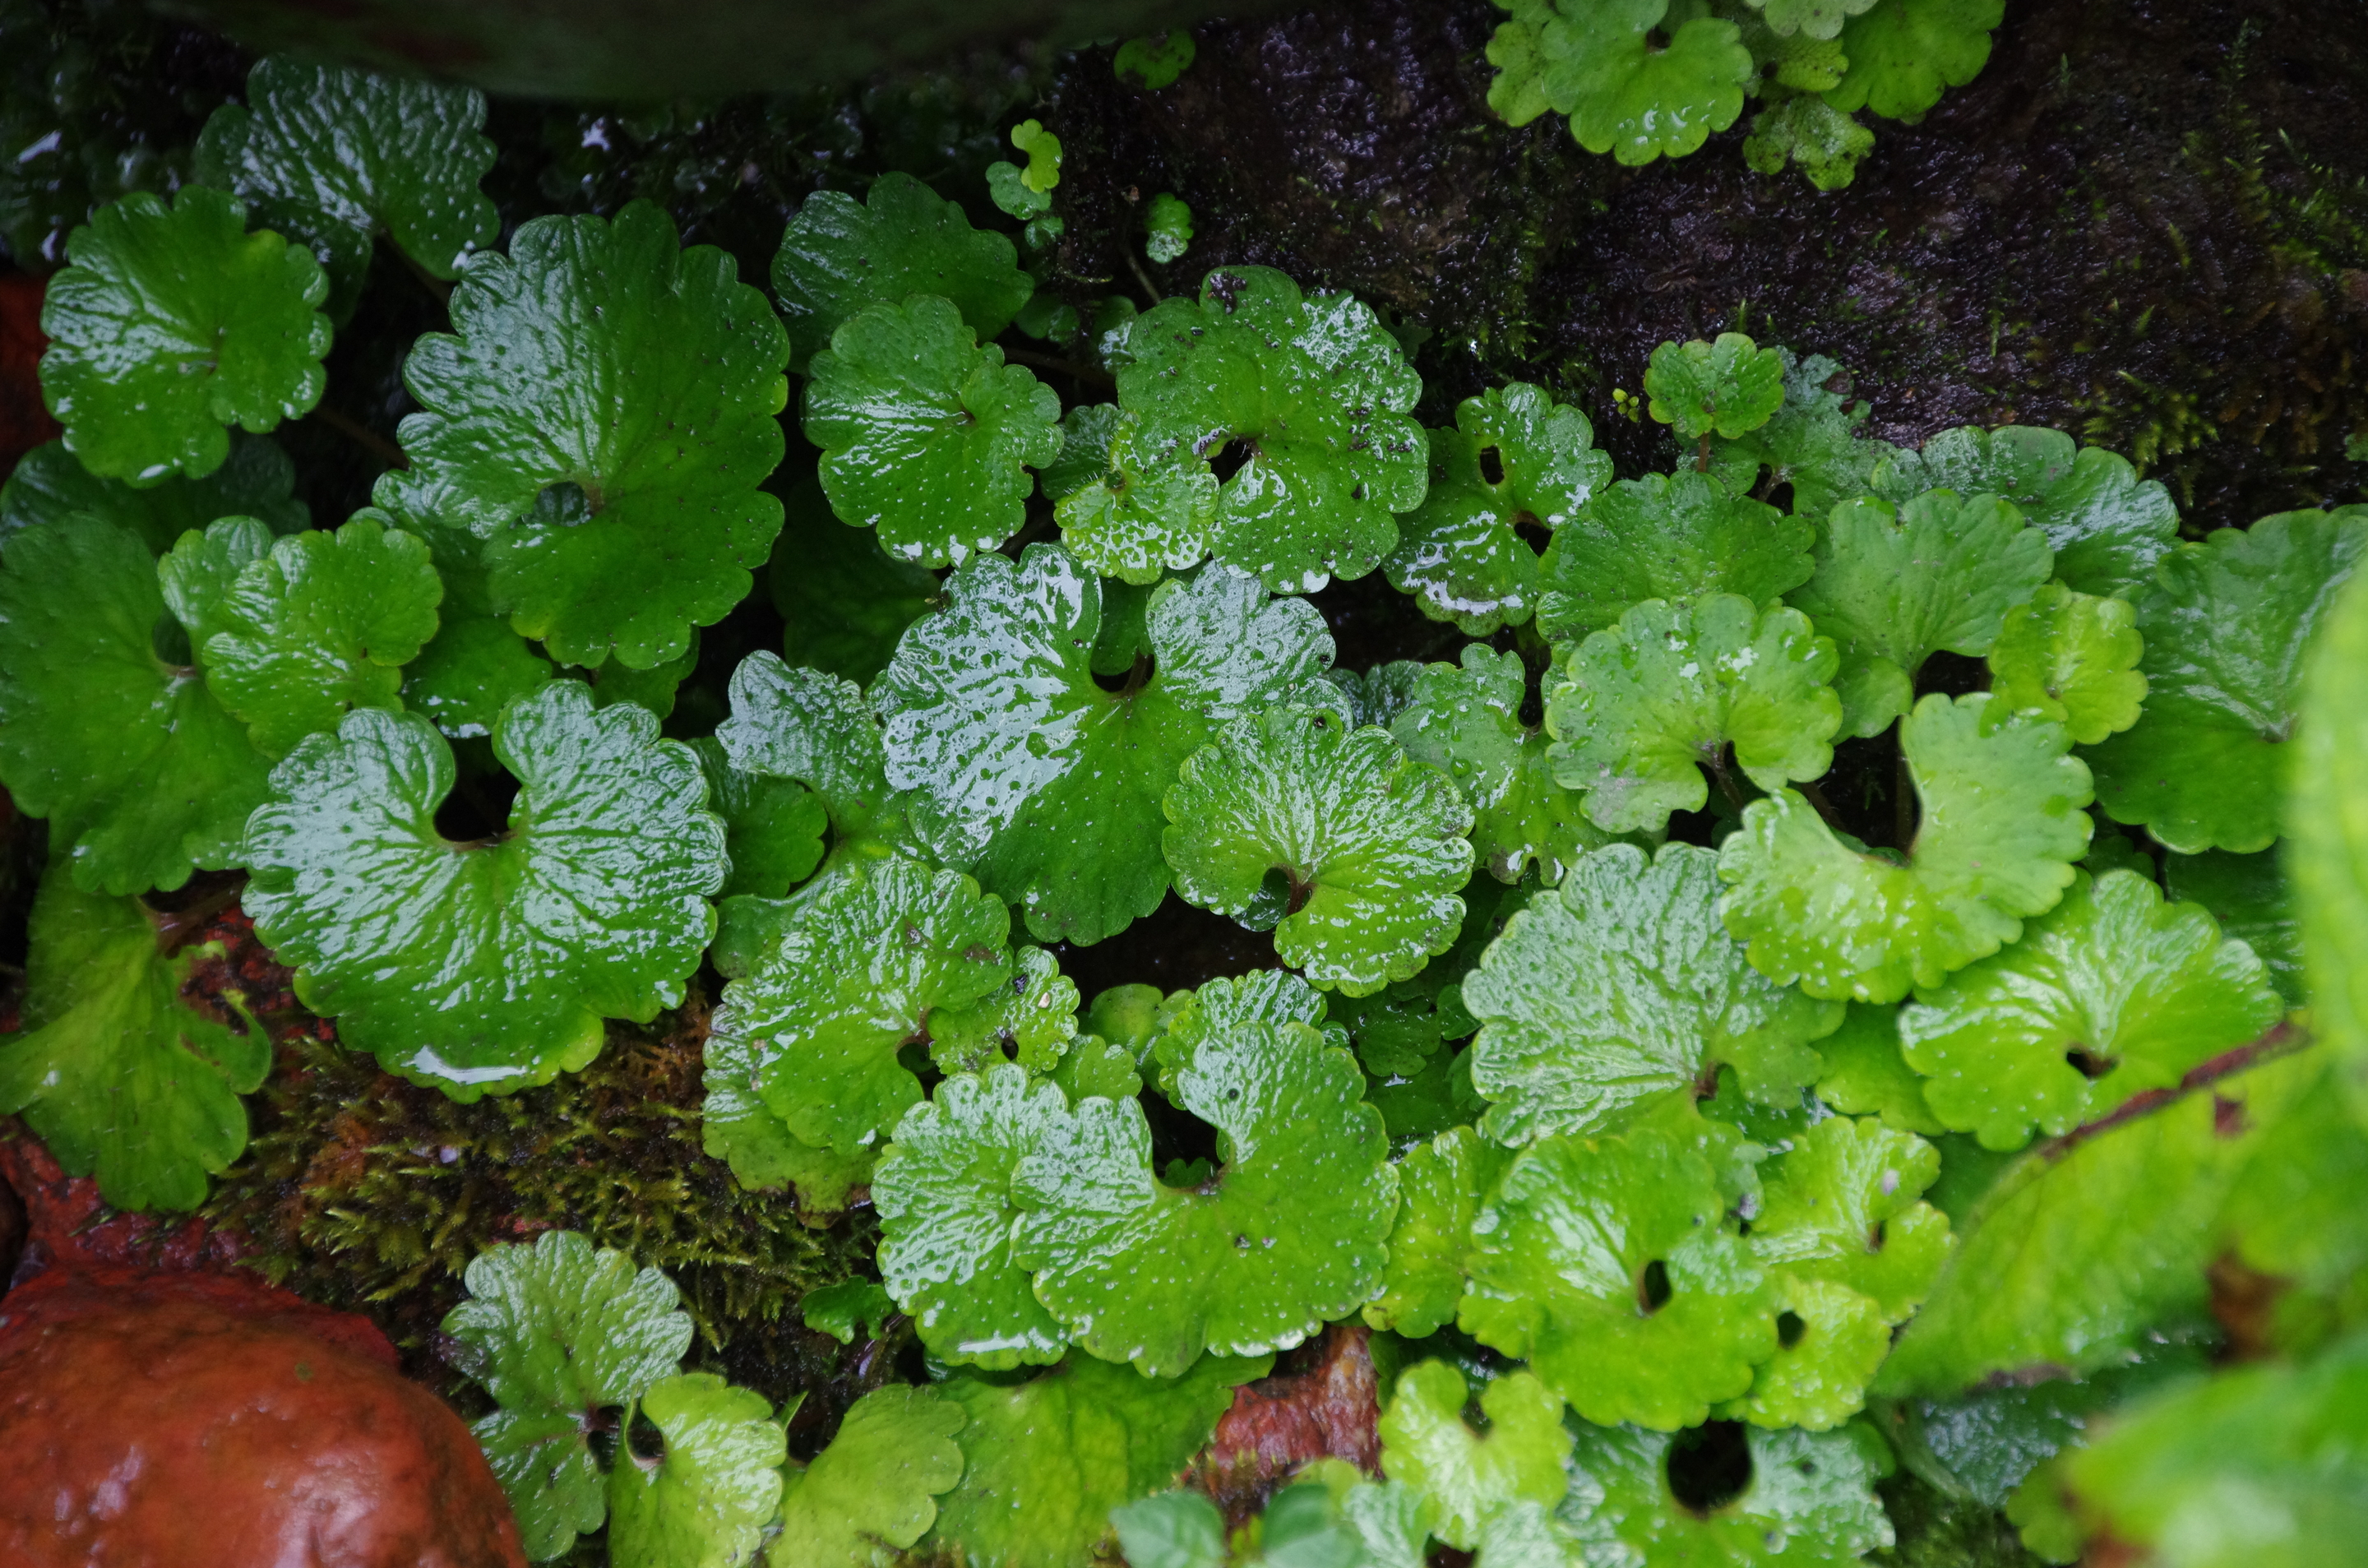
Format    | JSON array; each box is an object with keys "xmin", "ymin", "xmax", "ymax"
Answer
[{"xmin": 1194, "ymin": 1323, "xmax": 1383, "ymax": 1524}]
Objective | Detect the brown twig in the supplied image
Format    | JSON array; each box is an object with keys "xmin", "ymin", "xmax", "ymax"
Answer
[
  {"xmin": 308, "ymin": 404, "xmax": 408, "ymax": 470},
  {"xmin": 2033, "ymin": 1020, "xmax": 2311, "ymax": 1163}
]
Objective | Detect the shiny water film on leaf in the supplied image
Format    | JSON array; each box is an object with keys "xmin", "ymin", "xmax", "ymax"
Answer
[{"xmin": 1534, "ymin": 469, "xmax": 1813, "ymax": 645}]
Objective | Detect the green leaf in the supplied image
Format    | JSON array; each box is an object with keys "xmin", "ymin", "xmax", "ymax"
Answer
[
  {"xmin": 1380, "ymin": 1361, "xmax": 1571, "ymax": 1550},
  {"xmin": 923, "ymin": 1353, "xmax": 1269, "ymax": 1568},
  {"xmin": 157, "ymin": 513, "xmax": 274, "ymax": 649},
  {"xmin": 798, "ymin": 1280, "xmax": 896, "ymax": 1344},
  {"xmin": 2065, "ymin": 1331, "xmax": 2368, "ymax": 1568},
  {"xmin": 1812, "ymin": 1003, "xmax": 1944, "ymax": 1135},
  {"xmin": 930, "ymin": 945, "xmax": 1081, "ymax": 1075},
  {"xmin": 1464, "ymin": 842, "xmax": 1840, "ymax": 1143},
  {"xmin": 705, "ymin": 853, "xmax": 1013, "ymax": 1157},
  {"xmin": 0, "ymin": 869, "xmax": 269, "ymax": 1212},
  {"xmin": 1144, "ymin": 192, "xmax": 1194, "ymax": 264},
  {"xmin": 1010, "ymin": 988, "xmax": 1396, "ymax": 1376},
  {"xmin": 715, "ymin": 653, "xmax": 918, "ymax": 872},
  {"xmin": 2292, "ymin": 556, "xmax": 2368, "ymax": 1117},
  {"xmin": 804, "ymin": 294, "xmax": 1062, "ymax": 568},
  {"xmin": 1709, "ymin": 351, "xmax": 1890, "ymax": 520},
  {"xmin": 1381, "ymin": 382, "xmax": 1612, "ymax": 636},
  {"xmin": 1557, "ymin": 1421, "xmax": 1896, "ymax": 1565},
  {"xmin": 1333, "ymin": 659, "xmax": 1429, "ymax": 731},
  {"xmin": 770, "ymin": 474, "xmax": 942, "ymax": 687},
  {"xmin": 1746, "ymin": 0, "xmax": 1880, "ymax": 42},
  {"xmin": 688, "ymin": 738, "xmax": 827, "ymax": 900},
  {"xmin": 194, "ymin": 57, "xmax": 496, "ymax": 316},
  {"xmin": 200, "ymin": 513, "xmax": 445, "ymax": 757},
  {"xmin": 1484, "ymin": 6, "xmax": 1559, "ymax": 128},
  {"xmin": 768, "ymin": 1385, "xmax": 966, "ymax": 1567},
  {"xmin": 1986, "ymin": 582, "xmax": 2147, "ymax": 745},
  {"xmin": 2164, "ymin": 848, "xmax": 2302, "ymax": 1004},
  {"xmin": 1871, "ymin": 424, "xmax": 2179, "ymax": 597},
  {"xmin": 1823, "ymin": 0, "xmax": 2003, "ymax": 121},
  {"xmin": 1111, "ymin": 1492, "xmax": 1228, "ymax": 1568},
  {"xmin": 400, "ymin": 611, "xmax": 554, "ymax": 740},
  {"xmin": 1876, "ymin": 1045, "xmax": 2324, "ymax": 1395},
  {"xmin": 1898, "ymin": 870, "xmax": 2283, "ymax": 1150},
  {"xmin": 608, "ymin": 1373, "xmax": 788, "ymax": 1568},
  {"xmin": 2087, "ymin": 509, "xmax": 2368, "ymax": 854},
  {"xmin": 1533, "ymin": 470, "xmax": 1812, "ymax": 645},
  {"xmin": 1165, "ymin": 707, "xmax": 1475, "ymax": 995},
  {"xmin": 1742, "ymin": 95, "xmax": 1875, "ymax": 191},
  {"xmin": 697, "ymin": 1036, "xmax": 879, "ymax": 1214},
  {"xmin": 1113, "ymin": 266, "xmax": 1427, "ymax": 594},
  {"xmin": 873, "ymin": 1064, "xmax": 1074, "ymax": 1369},
  {"xmin": 1460, "ymin": 1117, "xmax": 1777, "ymax": 1430},
  {"xmin": 37, "ymin": 186, "xmax": 330, "ymax": 485},
  {"xmin": 243, "ymin": 682, "xmax": 727, "ymax": 1099},
  {"xmin": 1547, "ymin": 594, "xmax": 1843, "ymax": 834},
  {"xmin": 1785, "ymin": 488, "xmax": 2053, "ymax": 738},
  {"xmin": 876, "ymin": 546, "xmax": 1335, "ymax": 945},
  {"xmin": 1644, "ymin": 334, "xmax": 1787, "ymax": 442},
  {"xmin": 1390, "ymin": 645, "xmax": 1608, "ymax": 885},
  {"xmin": 1011, "ymin": 118, "xmax": 1063, "ymax": 192},
  {"xmin": 1363, "ymin": 1125, "xmax": 1508, "ymax": 1338},
  {"xmin": 771, "ymin": 172, "xmax": 1034, "ymax": 372},
  {"xmin": 1721, "ymin": 695, "xmax": 2094, "ymax": 1003},
  {"xmin": 1114, "ymin": 31, "xmax": 1198, "ymax": 90},
  {"xmin": 441, "ymin": 1230, "xmax": 695, "ymax": 1561},
  {"xmin": 1052, "ymin": 412, "xmax": 1221, "ymax": 585},
  {"xmin": 376, "ymin": 201, "xmax": 789, "ymax": 671},
  {"xmin": 1525, "ymin": 2, "xmax": 1757, "ymax": 165},
  {"xmin": 0, "ymin": 515, "xmax": 271, "ymax": 895},
  {"xmin": 0, "ymin": 432, "xmax": 308, "ymax": 552}
]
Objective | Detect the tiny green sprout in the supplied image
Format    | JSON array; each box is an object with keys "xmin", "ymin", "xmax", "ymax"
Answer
[
  {"xmin": 1012, "ymin": 118, "xmax": 1063, "ymax": 193},
  {"xmin": 1644, "ymin": 332, "xmax": 1788, "ymax": 451},
  {"xmin": 1144, "ymin": 192, "xmax": 1194, "ymax": 264},
  {"xmin": 1114, "ymin": 32, "xmax": 1198, "ymax": 90}
]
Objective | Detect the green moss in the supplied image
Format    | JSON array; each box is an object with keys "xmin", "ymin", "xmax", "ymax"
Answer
[{"xmin": 1872, "ymin": 1472, "xmax": 2047, "ymax": 1568}]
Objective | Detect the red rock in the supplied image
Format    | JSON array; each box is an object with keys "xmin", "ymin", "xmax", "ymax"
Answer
[
  {"xmin": 1195, "ymin": 1323, "xmax": 1383, "ymax": 1523},
  {"xmin": 0, "ymin": 272, "xmax": 60, "ymax": 483}
]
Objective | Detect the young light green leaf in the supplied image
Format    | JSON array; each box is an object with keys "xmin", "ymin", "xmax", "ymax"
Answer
[
  {"xmin": 770, "ymin": 475, "xmax": 942, "ymax": 687},
  {"xmin": 798, "ymin": 1280, "xmax": 896, "ymax": 1345},
  {"xmin": 608, "ymin": 1373, "xmax": 788, "ymax": 1568},
  {"xmin": 1557, "ymin": 1421, "xmax": 1895, "ymax": 1565},
  {"xmin": 1052, "ymin": 412, "xmax": 1221, "ymax": 584},
  {"xmin": 1898, "ymin": 870, "xmax": 2282, "ymax": 1150},
  {"xmin": 157, "ymin": 514, "xmax": 274, "ymax": 648},
  {"xmin": 1113, "ymin": 266, "xmax": 1427, "ymax": 594},
  {"xmin": 1010, "ymin": 1001, "xmax": 1396, "ymax": 1376},
  {"xmin": 687, "ymin": 738, "xmax": 827, "ymax": 899},
  {"xmin": 1461, "ymin": 1118, "xmax": 1776, "ymax": 1430},
  {"xmin": 1110, "ymin": 1492, "xmax": 1228, "ymax": 1568},
  {"xmin": 0, "ymin": 870, "xmax": 269, "ymax": 1212},
  {"xmin": 1533, "ymin": 470, "xmax": 1811, "ymax": 644},
  {"xmin": 929, "ymin": 946, "xmax": 1080, "ymax": 1075},
  {"xmin": 1011, "ymin": 118, "xmax": 1062, "ymax": 192},
  {"xmin": 1363, "ymin": 1125, "xmax": 1508, "ymax": 1338},
  {"xmin": 0, "ymin": 515, "xmax": 271, "ymax": 895},
  {"xmin": 1812, "ymin": 1002, "xmax": 1944, "ymax": 1135},
  {"xmin": 804, "ymin": 294, "xmax": 1061, "ymax": 568},
  {"xmin": 194, "ymin": 57, "xmax": 497, "ymax": 313},
  {"xmin": 873, "ymin": 1064, "xmax": 1074, "ymax": 1369},
  {"xmin": 375, "ymin": 201, "xmax": 788, "ymax": 670},
  {"xmin": 1521, "ymin": 0, "xmax": 1756, "ymax": 164},
  {"xmin": 1742, "ymin": 95, "xmax": 1876, "ymax": 191},
  {"xmin": 1144, "ymin": 192, "xmax": 1194, "ymax": 264},
  {"xmin": 1381, "ymin": 382, "xmax": 1612, "ymax": 636},
  {"xmin": 1747, "ymin": 0, "xmax": 1880, "ymax": 42},
  {"xmin": 1986, "ymin": 582, "xmax": 2146, "ymax": 744},
  {"xmin": 1644, "ymin": 334, "xmax": 1787, "ymax": 442},
  {"xmin": 2087, "ymin": 508, "xmax": 2368, "ymax": 854},
  {"xmin": 0, "ymin": 432, "xmax": 308, "ymax": 552},
  {"xmin": 243, "ymin": 682, "xmax": 727, "ymax": 1099},
  {"xmin": 1823, "ymin": 0, "xmax": 2003, "ymax": 121},
  {"xmin": 767, "ymin": 1385, "xmax": 966, "ymax": 1567},
  {"xmin": 1709, "ymin": 350, "xmax": 1891, "ymax": 519},
  {"xmin": 401, "ymin": 612, "xmax": 554, "ymax": 739},
  {"xmin": 771, "ymin": 172, "xmax": 1034, "ymax": 371},
  {"xmin": 199, "ymin": 513, "xmax": 444, "ymax": 757},
  {"xmin": 697, "ymin": 1036, "xmax": 879, "ymax": 1216},
  {"xmin": 1390, "ymin": 644, "xmax": 1608, "ymax": 885},
  {"xmin": 876, "ymin": 546, "xmax": 1335, "ymax": 945},
  {"xmin": 1871, "ymin": 423, "xmax": 2178, "ymax": 597},
  {"xmin": 1467, "ymin": 841, "xmax": 1843, "ymax": 1140},
  {"xmin": 1547, "ymin": 594, "xmax": 1843, "ymax": 834},
  {"xmin": 1164, "ymin": 707, "xmax": 1475, "ymax": 996},
  {"xmin": 38, "ymin": 186, "xmax": 330, "ymax": 484},
  {"xmin": 1718, "ymin": 693, "xmax": 2093, "ymax": 1003},
  {"xmin": 705, "ymin": 853, "xmax": 1013, "ymax": 1157},
  {"xmin": 1380, "ymin": 1361, "xmax": 1571, "ymax": 1550},
  {"xmin": 1786, "ymin": 488, "xmax": 2053, "ymax": 738}
]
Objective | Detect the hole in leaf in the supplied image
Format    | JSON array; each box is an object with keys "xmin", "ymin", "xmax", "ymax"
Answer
[
  {"xmin": 151, "ymin": 614, "xmax": 193, "ymax": 669},
  {"xmin": 1209, "ymin": 437, "xmax": 1256, "ymax": 483},
  {"xmin": 1915, "ymin": 650, "xmax": 1990, "ymax": 700},
  {"xmin": 1477, "ymin": 444, "xmax": 1507, "ymax": 486},
  {"xmin": 532, "ymin": 480, "xmax": 598, "ymax": 527},
  {"xmin": 1776, "ymin": 1311, "xmax": 1806, "ymax": 1348},
  {"xmin": 433, "ymin": 769, "xmax": 521, "ymax": 846},
  {"xmin": 1092, "ymin": 652, "xmax": 1155, "ymax": 696},
  {"xmin": 1667, "ymin": 1421, "xmax": 1753, "ymax": 1516},
  {"xmin": 1637, "ymin": 1259, "xmax": 1672, "ymax": 1315},
  {"xmin": 2065, "ymin": 1046, "xmax": 2116, "ymax": 1080},
  {"xmin": 1144, "ymin": 1090, "xmax": 1221, "ymax": 1177}
]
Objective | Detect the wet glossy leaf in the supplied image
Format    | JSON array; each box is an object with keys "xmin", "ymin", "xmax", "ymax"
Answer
[
  {"xmin": 1823, "ymin": 0, "xmax": 2003, "ymax": 121},
  {"xmin": 0, "ymin": 432, "xmax": 307, "ymax": 552},
  {"xmin": 0, "ymin": 870, "xmax": 269, "ymax": 1212},
  {"xmin": 376, "ymin": 201, "xmax": 788, "ymax": 670},
  {"xmin": 1547, "ymin": 594, "xmax": 1842, "ymax": 834},
  {"xmin": 1747, "ymin": 0, "xmax": 1880, "ymax": 43},
  {"xmin": 1113, "ymin": 266, "xmax": 1427, "ymax": 594},
  {"xmin": 1377, "ymin": 1361, "xmax": 1568, "ymax": 1551},
  {"xmin": 1052, "ymin": 411, "xmax": 1221, "ymax": 584},
  {"xmin": 38, "ymin": 186, "xmax": 330, "ymax": 484},
  {"xmin": 1986, "ymin": 582, "xmax": 2146, "ymax": 745},
  {"xmin": 922, "ymin": 1353, "xmax": 1269, "ymax": 1568},
  {"xmin": 688, "ymin": 737, "xmax": 827, "ymax": 899},
  {"xmin": 1718, "ymin": 694, "xmax": 2094, "ymax": 1003},
  {"xmin": 804, "ymin": 294, "xmax": 1061, "ymax": 568},
  {"xmin": 1742, "ymin": 95, "xmax": 1876, "ymax": 190},
  {"xmin": 1382, "ymin": 382, "xmax": 1612, "ymax": 636},
  {"xmin": 1786, "ymin": 488, "xmax": 2052, "ymax": 738},
  {"xmin": 768, "ymin": 1385, "xmax": 965, "ymax": 1567},
  {"xmin": 876, "ymin": 546, "xmax": 1334, "ymax": 945},
  {"xmin": 0, "ymin": 515, "xmax": 271, "ymax": 895},
  {"xmin": 1143, "ymin": 192, "xmax": 1194, "ymax": 264},
  {"xmin": 1334, "ymin": 659, "xmax": 1428, "ymax": 732},
  {"xmin": 1898, "ymin": 870, "xmax": 2282, "ymax": 1150},
  {"xmin": 400, "ymin": 612, "xmax": 554, "ymax": 739},
  {"xmin": 873, "ymin": 1064, "xmax": 1074, "ymax": 1369},
  {"xmin": 770, "ymin": 474, "xmax": 942, "ymax": 686},
  {"xmin": 1707, "ymin": 351, "xmax": 1888, "ymax": 520},
  {"xmin": 1010, "ymin": 988, "xmax": 1396, "ymax": 1376},
  {"xmin": 1645, "ymin": 334, "xmax": 1786, "ymax": 442},
  {"xmin": 771, "ymin": 171, "xmax": 1034, "ymax": 371},
  {"xmin": 1364, "ymin": 1126, "xmax": 1507, "ymax": 1339},
  {"xmin": 1462, "ymin": 1120, "xmax": 1775, "ymax": 1430},
  {"xmin": 1533, "ymin": 470, "xmax": 1811, "ymax": 645},
  {"xmin": 1111, "ymin": 1492, "xmax": 1227, "ymax": 1568},
  {"xmin": 1515, "ymin": 0, "xmax": 1756, "ymax": 164},
  {"xmin": 243, "ymin": 682, "xmax": 727, "ymax": 1099},
  {"xmin": 930, "ymin": 946, "xmax": 1081, "ymax": 1075},
  {"xmin": 2163, "ymin": 849, "xmax": 2302, "ymax": 1005},
  {"xmin": 1812, "ymin": 1002, "xmax": 1944, "ymax": 1135},
  {"xmin": 1390, "ymin": 645, "xmax": 1607, "ymax": 885},
  {"xmin": 2087, "ymin": 508, "xmax": 2368, "ymax": 854},
  {"xmin": 1556, "ymin": 1421, "xmax": 1895, "ymax": 1566},
  {"xmin": 1165, "ymin": 707, "xmax": 1474, "ymax": 995},
  {"xmin": 608, "ymin": 1373, "xmax": 787, "ymax": 1568},
  {"xmin": 799, "ymin": 1280, "xmax": 896, "ymax": 1345},
  {"xmin": 1465, "ymin": 842, "xmax": 1840, "ymax": 1144},
  {"xmin": 715, "ymin": 653, "xmax": 919, "ymax": 877},
  {"xmin": 1871, "ymin": 423, "xmax": 2178, "ymax": 597}
]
